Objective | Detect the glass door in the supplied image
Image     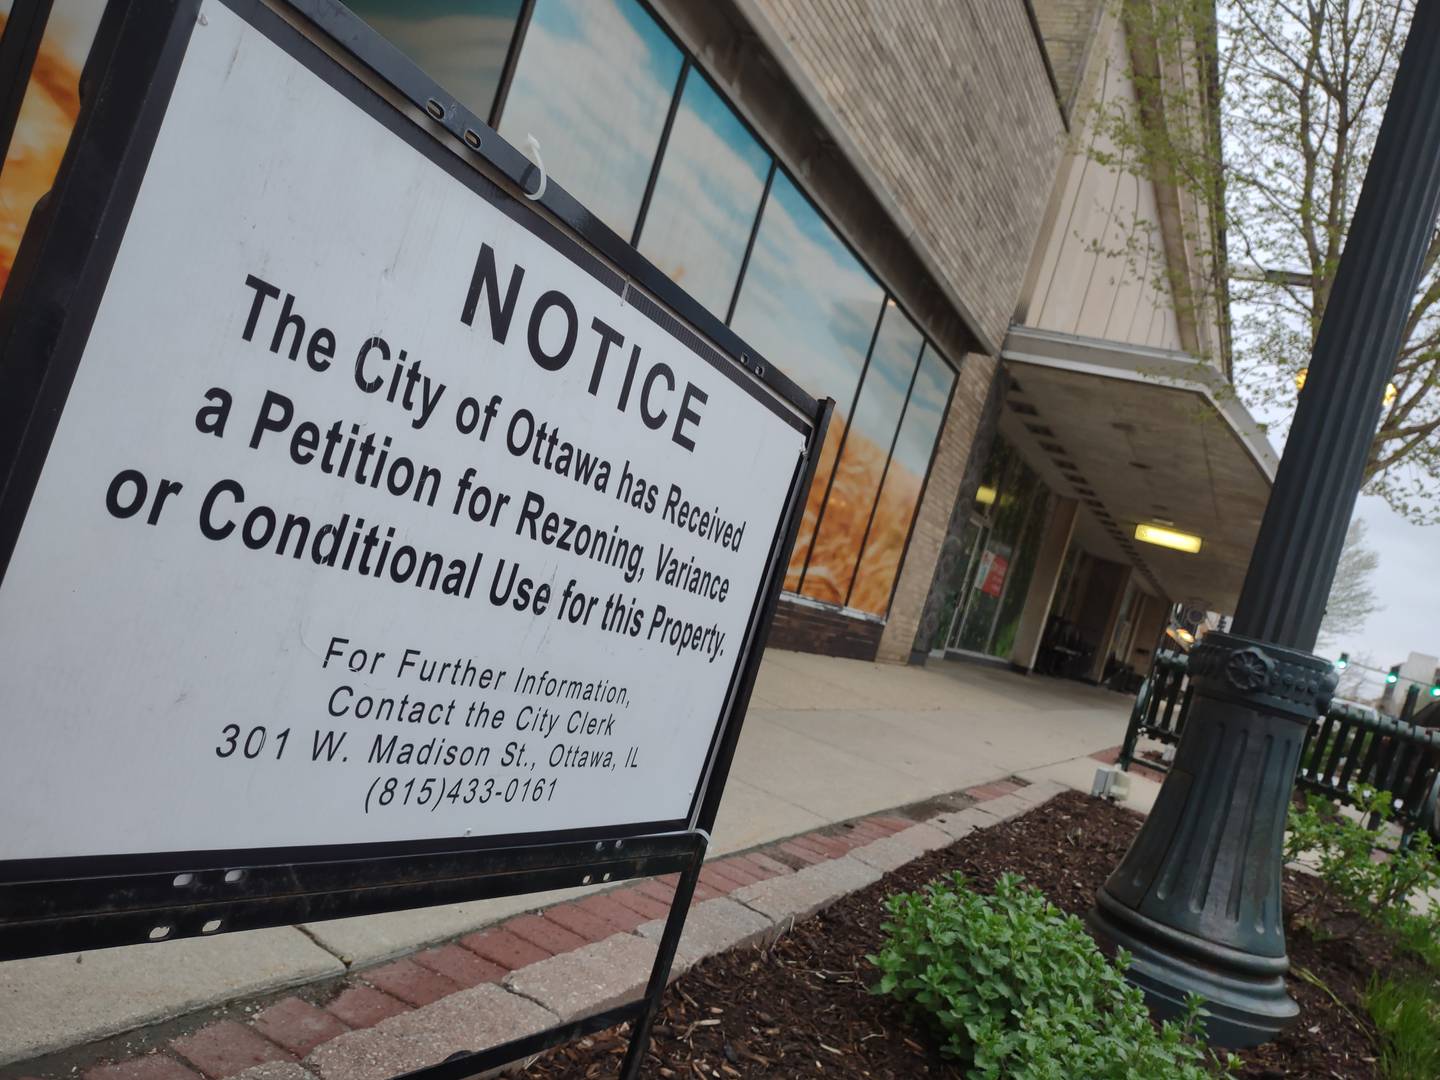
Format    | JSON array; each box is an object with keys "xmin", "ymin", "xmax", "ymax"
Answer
[
  {"xmin": 938, "ymin": 516, "xmax": 989, "ymax": 651},
  {"xmin": 941, "ymin": 438, "xmax": 1050, "ymax": 660}
]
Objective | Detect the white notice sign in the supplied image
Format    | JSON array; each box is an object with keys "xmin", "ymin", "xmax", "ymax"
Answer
[{"xmin": 0, "ymin": 1, "xmax": 805, "ymax": 864}]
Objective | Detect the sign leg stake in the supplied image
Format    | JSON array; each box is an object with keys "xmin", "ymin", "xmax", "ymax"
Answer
[{"xmin": 618, "ymin": 837, "xmax": 707, "ymax": 1078}]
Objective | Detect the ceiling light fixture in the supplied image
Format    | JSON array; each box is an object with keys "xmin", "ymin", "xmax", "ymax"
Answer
[{"xmin": 1135, "ymin": 523, "xmax": 1203, "ymax": 554}]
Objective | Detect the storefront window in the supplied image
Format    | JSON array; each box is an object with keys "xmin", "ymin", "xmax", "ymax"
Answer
[
  {"xmin": 944, "ymin": 439, "xmax": 1050, "ymax": 656},
  {"xmin": 499, "ymin": 0, "xmax": 683, "ymax": 237},
  {"xmin": 636, "ymin": 72, "xmax": 771, "ymax": 315},
  {"xmin": 928, "ymin": 517, "xmax": 986, "ymax": 651},
  {"xmin": 849, "ymin": 350, "xmax": 955, "ymax": 614},
  {"xmin": 800, "ymin": 303, "xmax": 924, "ymax": 605},
  {"xmin": 346, "ymin": 0, "xmax": 524, "ymax": 123},
  {"xmin": 730, "ymin": 171, "xmax": 885, "ymax": 588},
  {"xmin": 988, "ymin": 492, "xmax": 1050, "ymax": 657}
]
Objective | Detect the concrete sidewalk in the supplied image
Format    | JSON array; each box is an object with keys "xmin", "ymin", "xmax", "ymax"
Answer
[{"xmin": 0, "ymin": 650, "xmax": 1138, "ymax": 1068}]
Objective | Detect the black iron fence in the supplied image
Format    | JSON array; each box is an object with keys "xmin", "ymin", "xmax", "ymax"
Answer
[{"xmin": 1119, "ymin": 651, "xmax": 1440, "ymax": 848}]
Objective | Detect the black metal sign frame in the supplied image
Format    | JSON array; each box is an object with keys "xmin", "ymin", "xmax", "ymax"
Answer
[{"xmin": 0, "ymin": 1, "xmax": 831, "ymax": 1075}]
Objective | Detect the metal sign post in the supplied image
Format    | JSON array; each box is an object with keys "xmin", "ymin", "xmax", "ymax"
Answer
[{"xmin": 0, "ymin": 1, "xmax": 831, "ymax": 1075}]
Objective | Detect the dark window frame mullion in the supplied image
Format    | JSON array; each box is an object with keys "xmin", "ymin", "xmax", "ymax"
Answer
[
  {"xmin": 724, "ymin": 157, "xmax": 776, "ymax": 326},
  {"xmin": 487, "ymin": 0, "xmax": 538, "ymax": 131},
  {"xmin": 842, "ymin": 343, "xmax": 928, "ymax": 609},
  {"xmin": 630, "ymin": 57, "xmax": 690, "ymax": 247},
  {"xmin": 795, "ymin": 297, "xmax": 891, "ymax": 594}
]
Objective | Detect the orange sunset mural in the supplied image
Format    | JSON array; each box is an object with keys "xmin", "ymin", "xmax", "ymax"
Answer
[{"xmin": 0, "ymin": 2, "xmax": 99, "ymax": 293}]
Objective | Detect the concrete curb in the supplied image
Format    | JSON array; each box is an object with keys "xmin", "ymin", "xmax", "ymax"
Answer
[
  {"xmin": 634, "ymin": 897, "xmax": 772, "ymax": 973},
  {"xmin": 36, "ymin": 778, "xmax": 1064, "ymax": 1080}
]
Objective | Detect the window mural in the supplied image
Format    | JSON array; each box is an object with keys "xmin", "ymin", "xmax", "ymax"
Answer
[
  {"xmin": 636, "ymin": 71, "xmax": 770, "ymax": 316},
  {"xmin": 357, "ymin": 0, "xmax": 954, "ymax": 617},
  {"xmin": 0, "ymin": 0, "xmax": 102, "ymax": 293},
  {"xmin": 499, "ymin": 0, "xmax": 682, "ymax": 237},
  {"xmin": 849, "ymin": 350, "xmax": 955, "ymax": 614},
  {"xmin": 800, "ymin": 302, "xmax": 925, "ymax": 606},
  {"xmin": 729, "ymin": 171, "xmax": 886, "ymax": 590}
]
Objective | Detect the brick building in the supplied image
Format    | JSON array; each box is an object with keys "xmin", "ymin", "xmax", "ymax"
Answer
[{"xmin": 0, "ymin": 0, "xmax": 1274, "ymax": 684}]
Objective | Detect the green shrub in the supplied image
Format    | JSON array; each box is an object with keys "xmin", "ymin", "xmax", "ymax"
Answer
[
  {"xmin": 1364, "ymin": 975, "xmax": 1440, "ymax": 1079},
  {"xmin": 868, "ymin": 872, "xmax": 1237, "ymax": 1079},
  {"xmin": 1284, "ymin": 788, "xmax": 1440, "ymax": 957}
]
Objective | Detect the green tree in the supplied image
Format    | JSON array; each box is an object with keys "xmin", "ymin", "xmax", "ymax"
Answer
[{"xmin": 1091, "ymin": 0, "xmax": 1440, "ymax": 521}]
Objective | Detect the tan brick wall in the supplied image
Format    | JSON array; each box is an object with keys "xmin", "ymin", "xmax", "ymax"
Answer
[
  {"xmin": 878, "ymin": 353, "xmax": 999, "ymax": 662},
  {"xmin": 731, "ymin": 0, "xmax": 1066, "ymax": 351}
]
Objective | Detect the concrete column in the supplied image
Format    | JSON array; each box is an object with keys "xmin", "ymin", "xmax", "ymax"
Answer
[
  {"xmin": 1087, "ymin": 565, "xmax": 1135, "ymax": 683},
  {"xmin": 1066, "ymin": 558, "xmax": 1132, "ymax": 684},
  {"xmin": 1008, "ymin": 496, "xmax": 1078, "ymax": 672}
]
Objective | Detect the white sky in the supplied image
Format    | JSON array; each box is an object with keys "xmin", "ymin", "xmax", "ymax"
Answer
[
  {"xmin": 1248, "ymin": 395, "xmax": 1438, "ymax": 693},
  {"xmin": 1342, "ymin": 495, "xmax": 1437, "ymax": 690}
]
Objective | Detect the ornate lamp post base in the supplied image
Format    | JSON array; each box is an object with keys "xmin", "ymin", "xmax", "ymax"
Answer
[
  {"xmin": 1088, "ymin": 632, "xmax": 1335, "ymax": 1048},
  {"xmin": 1090, "ymin": 888, "xmax": 1296, "ymax": 1047}
]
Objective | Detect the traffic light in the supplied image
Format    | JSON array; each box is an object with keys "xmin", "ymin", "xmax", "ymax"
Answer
[
  {"xmin": 1387, "ymin": 664, "xmax": 1401, "ymax": 685},
  {"xmin": 1337, "ymin": 652, "xmax": 1350, "ymax": 669},
  {"xmin": 1430, "ymin": 684, "xmax": 1440, "ymax": 699}
]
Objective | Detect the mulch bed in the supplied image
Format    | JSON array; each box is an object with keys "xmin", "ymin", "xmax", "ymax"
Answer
[{"xmin": 520, "ymin": 791, "xmax": 1410, "ymax": 1078}]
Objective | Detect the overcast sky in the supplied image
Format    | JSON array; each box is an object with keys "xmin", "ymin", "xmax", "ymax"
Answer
[
  {"xmin": 1342, "ymin": 495, "xmax": 1438, "ymax": 688},
  {"xmin": 1248, "ymin": 396, "xmax": 1438, "ymax": 697}
]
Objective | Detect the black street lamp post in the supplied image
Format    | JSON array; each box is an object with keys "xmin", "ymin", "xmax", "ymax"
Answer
[{"xmin": 1088, "ymin": 0, "xmax": 1440, "ymax": 1048}]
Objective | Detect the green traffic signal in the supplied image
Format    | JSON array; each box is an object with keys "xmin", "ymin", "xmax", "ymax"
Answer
[
  {"xmin": 1387, "ymin": 665, "xmax": 1401, "ymax": 685},
  {"xmin": 1337, "ymin": 652, "xmax": 1350, "ymax": 669},
  {"xmin": 1430, "ymin": 685, "xmax": 1440, "ymax": 699}
]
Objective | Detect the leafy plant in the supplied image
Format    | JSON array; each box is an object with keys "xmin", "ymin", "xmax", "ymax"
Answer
[
  {"xmin": 1364, "ymin": 975, "xmax": 1440, "ymax": 1079},
  {"xmin": 868, "ymin": 872, "xmax": 1237, "ymax": 1079},
  {"xmin": 1284, "ymin": 788, "xmax": 1440, "ymax": 953}
]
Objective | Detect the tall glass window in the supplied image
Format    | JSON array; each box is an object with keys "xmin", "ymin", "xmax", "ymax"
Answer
[
  {"xmin": 849, "ymin": 351, "xmax": 956, "ymax": 615},
  {"xmin": 800, "ymin": 303, "xmax": 924, "ymax": 605},
  {"xmin": 499, "ymin": 0, "xmax": 683, "ymax": 237},
  {"xmin": 730, "ymin": 172, "xmax": 886, "ymax": 589},
  {"xmin": 635, "ymin": 72, "xmax": 771, "ymax": 316},
  {"xmin": 346, "ymin": 0, "xmax": 524, "ymax": 123},
  {"xmin": 943, "ymin": 438, "xmax": 1049, "ymax": 654}
]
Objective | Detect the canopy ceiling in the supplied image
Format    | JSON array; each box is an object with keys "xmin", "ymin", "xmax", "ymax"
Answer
[{"xmin": 1000, "ymin": 326, "xmax": 1277, "ymax": 613}]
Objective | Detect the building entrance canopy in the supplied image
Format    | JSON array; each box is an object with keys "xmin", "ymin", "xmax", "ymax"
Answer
[{"xmin": 1000, "ymin": 326, "xmax": 1277, "ymax": 612}]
